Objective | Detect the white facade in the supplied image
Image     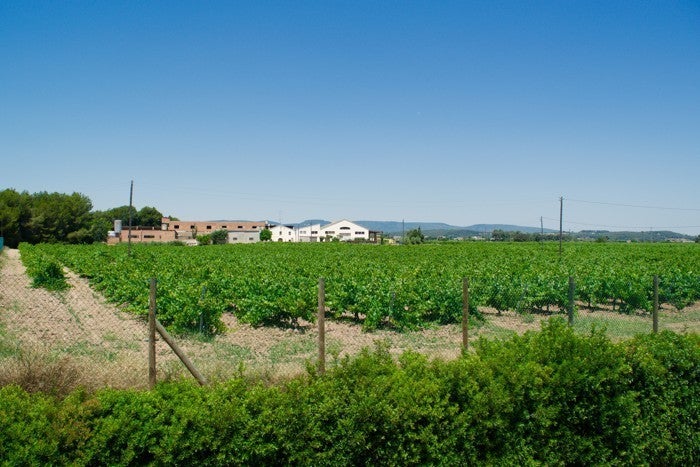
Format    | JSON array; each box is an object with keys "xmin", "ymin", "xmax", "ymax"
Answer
[
  {"xmin": 265, "ymin": 220, "xmax": 374, "ymax": 243},
  {"xmin": 297, "ymin": 223, "xmax": 321, "ymax": 242},
  {"xmin": 319, "ymin": 220, "xmax": 370, "ymax": 242},
  {"xmin": 270, "ymin": 224, "xmax": 297, "ymax": 242}
]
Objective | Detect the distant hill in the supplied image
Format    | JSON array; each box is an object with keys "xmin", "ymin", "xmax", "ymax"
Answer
[
  {"xmin": 284, "ymin": 219, "xmax": 694, "ymax": 242},
  {"xmin": 354, "ymin": 221, "xmax": 463, "ymax": 233},
  {"xmin": 356, "ymin": 221, "xmax": 554, "ymax": 237}
]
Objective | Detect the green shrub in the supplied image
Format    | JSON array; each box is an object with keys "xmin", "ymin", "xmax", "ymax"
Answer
[
  {"xmin": 0, "ymin": 324, "xmax": 698, "ymax": 464},
  {"xmin": 19, "ymin": 243, "xmax": 69, "ymax": 291}
]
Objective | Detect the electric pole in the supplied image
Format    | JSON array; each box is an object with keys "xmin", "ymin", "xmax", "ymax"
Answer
[{"xmin": 128, "ymin": 180, "xmax": 134, "ymax": 257}]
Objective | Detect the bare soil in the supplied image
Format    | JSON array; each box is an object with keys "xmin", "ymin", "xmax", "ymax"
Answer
[{"xmin": 1, "ymin": 248, "xmax": 698, "ymax": 390}]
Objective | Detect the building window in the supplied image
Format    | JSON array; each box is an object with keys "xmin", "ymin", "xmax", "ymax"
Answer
[
  {"xmin": 190, "ymin": 225, "xmax": 195, "ymax": 229},
  {"xmin": 326, "ymin": 230, "xmax": 335, "ymax": 234},
  {"xmin": 340, "ymin": 226, "xmax": 351, "ymax": 230},
  {"xmin": 144, "ymin": 235, "xmax": 155, "ymax": 239},
  {"xmin": 173, "ymin": 225, "xmax": 180, "ymax": 229},
  {"xmin": 355, "ymin": 232, "xmax": 365, "ymax": 235},
  {"xmin": 232, "ymin": 238, "xmax": 238, "ymax": 241},
  {"xmin": 222, "ymin": 225, "xmax": 227, "ymax": 229},
  {"xmin": 206, "ymin": 225, "xmax": 212, "ymax": 230},
  {"xmin": 311, "ymin": 231, "xmax": 318, "ymax": 234},
  {"xmin": 253, "ymin": 226, "xmax": 258, "ymax": 229},
  {"xmin": 249, "ymin": 237, "xmax": 254, "ymax": 241}
]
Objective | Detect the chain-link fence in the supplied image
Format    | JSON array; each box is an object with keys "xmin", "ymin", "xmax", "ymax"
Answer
[{"xmin": 1, "ymin": 248, "xmax": 699, "ymax": 391}]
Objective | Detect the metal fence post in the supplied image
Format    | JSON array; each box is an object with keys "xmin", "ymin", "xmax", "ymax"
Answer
[
  {"xmin": 653, "ymin": 275, "xmax": 659, "ymax": 333},
  {"xmin": 318, "ymin": 277, "xmax": 326, "ymax": 375},
  {"xmin": 462, "ymin": 277, "xmax": 469, "ymax": 352},
  {"xmin": 568, "ymin": 276, "xmax": 575, "ymax": 326},
  {"xmin": 148, "ymin": 278, "xmax": 157, "ymax": 389}
]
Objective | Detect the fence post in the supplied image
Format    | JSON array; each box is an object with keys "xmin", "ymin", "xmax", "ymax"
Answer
[
  {"xmin": 155, "ymin": 321, "xmax": 208, "ymax": 386},
  {"xmin": 462, "ymin": 277, "xmax": 469, "ymax": 352},
  {"xmin": 568, "ymin": 276, "xmax": 575, "ymax": 326},
  {"xmin": 653, "ymin": 275, "xmax": 659, "ymax": 333},
  {"xmin": 318, "ymin": 277, "xmax": 326, "ymax": 375},
  {"xmin": 148, "ymin": 278, "xmax": 157, "ymax": 389}
]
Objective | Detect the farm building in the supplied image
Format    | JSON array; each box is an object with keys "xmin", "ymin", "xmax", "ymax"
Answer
[{"xmin": 108, "ymin": 218, "xmax": 379, "ymax": 244}]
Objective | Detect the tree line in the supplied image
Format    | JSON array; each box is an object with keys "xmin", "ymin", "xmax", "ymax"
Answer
[{"xmin": 0, "ymin": 188, "xmax": 164, "ymax": 248}]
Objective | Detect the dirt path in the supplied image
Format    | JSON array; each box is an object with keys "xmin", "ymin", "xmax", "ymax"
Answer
[{"xmin": 0, "ymin": 248, "xmax": 465, "ymax": 388}]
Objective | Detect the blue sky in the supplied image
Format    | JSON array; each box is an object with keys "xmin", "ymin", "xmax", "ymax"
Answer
[{"xmin": 2, "ymin": 1, "xmax": 699, "ymax": 234}]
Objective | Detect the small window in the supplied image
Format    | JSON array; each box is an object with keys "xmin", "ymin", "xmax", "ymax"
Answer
[
  {"xmin": 326, "ymin": 230, "xmax": 335, "ymax": 234},
  {"xmin": 253, "ymin": 226, "xmax": 258, "ymax": 229},
  {"xmin": 222, "ymin": 225, "xmax": 227, "ymax": 229},
  {"xmin": 355, "ymin": 231, "xmax": 364, "ymax": 235},
  {"xmin": 144, "ymin": 234, "xmax": 155, "ymax": 239},
  {"xmin": 206, "ymin": 225, "xmax": 212, "ymax": 230},
  {"xmin": 249, "ymin": 237, "xmax": 254, "ymax": 241},
  {"xmin": 190, "ymin": 225, "xmax": 195, "ymax": 229},
  {"xmin": 340, "ymin": 226, "xmax": 351, "ymax": 230},
  {"xmin": 173, "ymin": 225, "xmax": 180, "ymax": 229},
  {"xmin": 311, "ymin": 230, "xmax": 318, "ymax": 234},
  {"xmin": 238, "ymin": 225, "xmax": 243, "ymax": 229}
]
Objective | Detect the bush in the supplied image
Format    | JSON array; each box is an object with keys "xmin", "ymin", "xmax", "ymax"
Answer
[
  {"xmin": 19, "ymin": 243, "xmax": 69, "ymax": 291},
  {"xmin": 0, "ymin": 324, "xmax": 698, "ymax": 464}
]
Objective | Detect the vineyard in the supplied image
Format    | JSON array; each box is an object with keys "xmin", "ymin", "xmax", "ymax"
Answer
[{"xmin": 18, "ymin": 242, "xmax": 700, "ymax": 334}]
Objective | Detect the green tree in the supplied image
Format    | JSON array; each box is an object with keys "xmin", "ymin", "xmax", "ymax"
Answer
[
  {"xmin": 196, "ymin": 234, "xmax": 211, "ymax": 245},
  {"xmin": 491, "ymin": 229, "xmax": 509, "ymax": 241},
  {"xmin": 136, "ymin": 206, "xmax": 163, "ymax": 227},
  {"xmin": 210, "ymin": 229, "xmax": 228, "ymax": 245},
  {"xmin": 259, "ymin": 228, "xmax": 272, "ymax": 241},
  {"xmin": 26, "ymin": 192, "xmax": 93, "ymax": 244},
  {"xmin": 405, "ymin": 227, "xmax": 425, "ymax": 244},
  {"xmin": 0, "ymin": 189, "xmax": 32, "ymax": 248}
]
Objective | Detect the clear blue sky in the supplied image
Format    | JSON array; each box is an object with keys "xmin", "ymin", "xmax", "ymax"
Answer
[{"xmin": 2, "ymin": 1, "xmax": 699, "ymax": 234}]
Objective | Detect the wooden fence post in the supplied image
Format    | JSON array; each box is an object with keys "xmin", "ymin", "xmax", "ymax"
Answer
[
  {"xmin": 155, "ymin": 321, "xmax": 208, "ymax": 386},
  {"xmin": 568, "ymin": 276, "xmax": 575, "ymax": 326},
  {"xmin": 148, "ymin": 278, "xmax": 157, "ymax": 389},
  {"xmin": 653, "ymin": 275, "xmax": 659, "ymax": 333},
  {"xmin": 462, "ymin": 277, "xmax": 469, "ymax": 352},
  {"xmin": 318, "ymin": 277, "xmax": 326, "ymax": 375}
]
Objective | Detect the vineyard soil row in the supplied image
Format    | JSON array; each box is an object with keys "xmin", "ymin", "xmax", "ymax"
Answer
[{"xmin": 2, "ymin": 247, "xmax": 699, "ymax": 389}]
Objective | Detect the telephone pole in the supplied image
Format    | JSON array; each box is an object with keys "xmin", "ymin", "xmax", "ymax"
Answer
[{"xmin": 128, "ymin": 180, "xmax": 134, "ymax": 257}]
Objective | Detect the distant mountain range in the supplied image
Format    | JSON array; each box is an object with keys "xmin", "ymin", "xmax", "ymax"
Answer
[
  {"xmin": 285, "ymin": 220, "xmax": 696, "ymax": 242},
  {"xmin": 354, "ymin": 221, "xmax": 556, "ymax": 235}
]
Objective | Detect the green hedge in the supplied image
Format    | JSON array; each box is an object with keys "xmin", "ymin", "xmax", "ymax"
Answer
[{"xmin": 1, "ymin": 320, "xmax": 698, "ymax": 465}]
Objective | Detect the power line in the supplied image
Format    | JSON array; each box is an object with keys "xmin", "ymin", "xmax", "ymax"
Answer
[
  {"xmin": 568, "ymin": 198, "xmax": 700, "ymax": 212},
  {"xmin": 542, "ymin": 216, "xmax": 700, "ymax": 231}
]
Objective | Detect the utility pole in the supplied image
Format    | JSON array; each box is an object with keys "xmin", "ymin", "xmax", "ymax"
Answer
[
  {"xmin": 559, "ymin": 196, "xmax": 563, "ymax": 257},
  {"xmin": 128, "ymin": 180, "xmax": 134, "ymax": 257}
]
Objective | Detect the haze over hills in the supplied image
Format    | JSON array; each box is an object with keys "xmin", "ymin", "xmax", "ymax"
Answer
[
  {"xmin": 354, "ymin": 221, "xmax": 556, "ymax": 235},
  {"xmin": 263, "ymin": 219, "xmax": 696, "ymax": 241},
  {"xmin": 295, "ymin": 220, "xmax": 695, "ymax": 242}
]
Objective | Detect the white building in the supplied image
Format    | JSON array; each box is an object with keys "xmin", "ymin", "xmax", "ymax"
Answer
[
  {"xmin": 266, "ymin": 220, "xmax": 378, "ymax": 243},
  {"xmin": 270, "ymin": 224, "xmax": 297, "ymax": 242},
  {"xmin": 318, "ymin": 220, "xmax": 370, "ymax": 242}
]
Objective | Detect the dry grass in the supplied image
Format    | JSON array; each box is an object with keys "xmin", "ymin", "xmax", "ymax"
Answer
[{"xmin": 1, "ymin": 247, "xmax": 699, "ymax": 391}]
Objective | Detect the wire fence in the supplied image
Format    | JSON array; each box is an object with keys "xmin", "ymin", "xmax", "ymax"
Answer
[{"xmin": 1, "ymin": 248, "xmax": 699, "ymax": 391}]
